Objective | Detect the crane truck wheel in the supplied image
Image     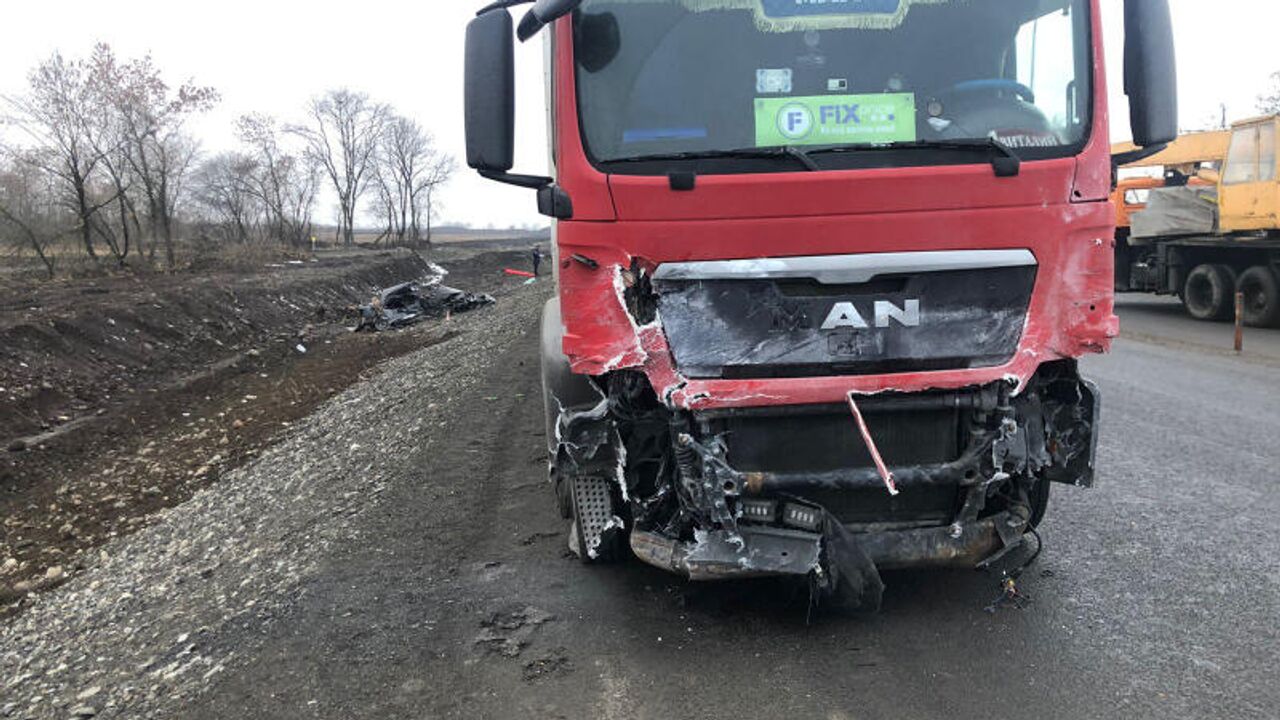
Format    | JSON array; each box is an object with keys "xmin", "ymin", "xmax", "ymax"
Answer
[
  {"xmin": 1238, "ymin": 266, "xmax": 1280, "ymax": 328},
  {"xmin": 1182, "ymin": 264, "xmax": 1237, "ymax": 322}
]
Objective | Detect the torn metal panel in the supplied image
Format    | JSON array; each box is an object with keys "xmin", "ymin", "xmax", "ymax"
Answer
[
  {"xmin": 630, "ymin": 527, "xmax": 822, "ymax": 580},
  {"xmin": 846, "ymin": 394, "xmax": 899, "ymax": 497},
  {"xmin": 590, "ymin": 363, "xmax": 1090, "ymax": 549}
]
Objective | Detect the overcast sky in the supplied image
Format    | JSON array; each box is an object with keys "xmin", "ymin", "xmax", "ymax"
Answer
[{"xmin": 0, "ymin": 1, "xmax": 1276, "ymax": 229}]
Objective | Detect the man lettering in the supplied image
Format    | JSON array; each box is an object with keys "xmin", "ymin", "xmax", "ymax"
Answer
[{"xmin": 821, "ymin": 303, "xmax": 870, "ymax": 330}]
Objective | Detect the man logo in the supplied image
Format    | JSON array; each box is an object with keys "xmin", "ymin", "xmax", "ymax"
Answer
[
  {"xmin": 821, "ymin": 299, "xmax": 921, "ymax": 330},
  {"xmin": 777, "ymin": 103, "xmax": 813, "ymax": 140}
]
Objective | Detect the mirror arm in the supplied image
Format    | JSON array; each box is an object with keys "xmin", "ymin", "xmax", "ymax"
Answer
[
  {"xmin": 1112, "ymin": 143, "xmax": 1169, "ymax": 168},
  {"xmin": 477, "ymin": 171, "xmax": 573, "ymax": 219},
  {"xmin": 479, "ymin": 169, "xmax": 554, "ymax": 190},
  {"xmin": 1110, "ymin": 142, "xmax": 1169, "ymax": 190},
  {"xmin": 516, "ymin": 0, "xmax": 584, "ymax": 41},
  {"xmin": 517, "ymin": 11, "xmax": 545, "ymax": 41}
]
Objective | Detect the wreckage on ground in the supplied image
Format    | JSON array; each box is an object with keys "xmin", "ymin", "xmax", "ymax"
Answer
[
  {"xmin": 356, "ymin": 281, "xmax": 494, "ymax": 332},
  {"xmin": 463, "ymin": 0, "xmax": 1178, "ymax": 610}
]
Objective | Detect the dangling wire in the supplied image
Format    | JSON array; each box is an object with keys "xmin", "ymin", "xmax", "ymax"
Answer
[{"xmin": 984, "ymin": 528, "xmax": 1043, "ymax": 613}]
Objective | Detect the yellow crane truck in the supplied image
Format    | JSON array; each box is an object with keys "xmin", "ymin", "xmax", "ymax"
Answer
[{"xmin": 1114, "ymin": 115, "xmax": 1280, "ymax": 327}]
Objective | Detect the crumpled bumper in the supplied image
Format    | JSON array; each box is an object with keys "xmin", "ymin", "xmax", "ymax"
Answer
[{"xmin": 630, "ymin": 512, "xmax": 1020, "ymax": 581}]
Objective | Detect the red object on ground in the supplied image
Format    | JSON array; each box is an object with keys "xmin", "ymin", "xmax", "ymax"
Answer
[{"xmin": 505, "ymin": 268, "xmax": 535, "ymax": 278}]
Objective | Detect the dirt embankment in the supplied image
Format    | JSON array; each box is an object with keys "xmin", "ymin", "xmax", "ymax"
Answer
[
  {"xmin": 0, "ymin": 245, "xmax": 535, "ymax": 616},
  {"xmin": 0, "ymin": 250, "xmax": 429, "ymax": 440}
]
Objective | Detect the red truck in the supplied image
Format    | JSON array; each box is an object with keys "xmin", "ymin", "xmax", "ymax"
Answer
[{"xmin": 465, "ymin": 0, "xmax": 1176, "ymax": 609}]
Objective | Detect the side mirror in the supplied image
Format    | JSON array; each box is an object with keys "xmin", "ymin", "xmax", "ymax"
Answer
[
  {"xmin": 1123, "ymin": 0, "xmax": 1178, "ymax": 148},
  {"xmin": 517, "ymin": 0, "xmax": 584, "ymax": 42},
  {"xmin": 465, "ymin": 9, "xmax": 516, "ymax": 174},
  {"xmin": 465, "ymin": 6, "xmax": 569, "ymax": 217}
]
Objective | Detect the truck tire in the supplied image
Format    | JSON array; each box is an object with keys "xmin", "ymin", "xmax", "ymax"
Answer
[
  {"xmin": 551, "ymin": 459, "xmax": 573, "ymax": 519},
  {"xmin": 1182, "ymin": 264, "xmax": 1237, "ymax": 322},
  {"xmin": 1239, "ymin": 266, "xmax": 1280, "ymax": 328},
  {"xmin": 1029, "ymin": 477, "xmax": 1051, "ymax": 529}
]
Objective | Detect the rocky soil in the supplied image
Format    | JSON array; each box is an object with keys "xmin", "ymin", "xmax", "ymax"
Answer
[
  {"xmin": 1, "ymin": 245, "xmax": 532, "ymax": 619},
  {"xmin": 0, "ymin": 270, "xmax": 550, "ymax": 719}
]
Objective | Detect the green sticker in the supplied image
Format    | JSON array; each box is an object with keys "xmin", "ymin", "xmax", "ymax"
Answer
[{"xmin": 754, "ymin": 93, "xmax": 917, "ymax": 147}]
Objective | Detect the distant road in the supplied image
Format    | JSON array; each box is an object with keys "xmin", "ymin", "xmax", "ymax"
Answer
[{"xmin": 1117, "ymin": 293, "xmax": 1280, "ymax": 364}]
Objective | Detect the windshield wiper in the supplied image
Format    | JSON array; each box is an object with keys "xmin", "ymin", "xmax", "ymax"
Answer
[
  {"xmin": 807, "ymin": 137, "xmax": 1022, "ymax": 177},
  {"xmin": 608, "ymin": 137, "xmax": 1022, "ymax": 177},
  {"xmin": 610, "ymin": 145, "xmax": 820, "ymax": 172}
]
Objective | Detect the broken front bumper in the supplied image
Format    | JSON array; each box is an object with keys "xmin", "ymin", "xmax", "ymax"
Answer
[
  {"xmin": 631, "ymin": 512, "xmax": 1018, "ymax": 581},
  {"xmin": 555, "ymin": 362, "xmax": 1100, "ymax": 610}
]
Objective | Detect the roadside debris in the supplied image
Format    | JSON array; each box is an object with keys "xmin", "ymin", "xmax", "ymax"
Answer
[{"xmin": 356, "ymin": 281, "xmax": 494, "ymax": 332}]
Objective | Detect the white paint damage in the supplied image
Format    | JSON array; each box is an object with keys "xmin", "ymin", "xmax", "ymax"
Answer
[{"xmin": 600, "ymin": 265, "xmax": 650, "ymax": 373}]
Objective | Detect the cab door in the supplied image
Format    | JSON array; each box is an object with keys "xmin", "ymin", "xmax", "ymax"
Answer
[{"xmin": 1219, "ymin": 120, "xmax": 1279, "ymax": 232}]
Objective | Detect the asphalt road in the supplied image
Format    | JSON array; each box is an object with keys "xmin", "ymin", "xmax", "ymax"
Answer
[
  {"xmin": 177, "ymin": 291, "xmax": 1278, "ymax": 720},
  {"xmin": 1116, "ymin": 292, "xmax": 1280, "ymax": 362}
]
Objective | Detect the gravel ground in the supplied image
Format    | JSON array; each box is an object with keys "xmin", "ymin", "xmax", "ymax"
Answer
[{"xmin": 0, "ymin": 281, "xmax": 547, "ymax": 720}]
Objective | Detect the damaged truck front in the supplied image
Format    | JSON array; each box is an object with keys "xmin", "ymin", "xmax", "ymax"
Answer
[{"xmin": 465, "ymin": 0, "xmax": 1178, "ymax": 609}]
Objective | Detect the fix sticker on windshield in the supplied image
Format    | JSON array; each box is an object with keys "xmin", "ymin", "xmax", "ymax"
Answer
[{"xmin": 755, "ymin": 94, "xmax": 917, "ymax": 147}]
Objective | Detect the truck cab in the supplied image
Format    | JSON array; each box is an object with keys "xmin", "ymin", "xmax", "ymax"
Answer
[
  {"xmin": 465, "ymin": 0, "xmax": 1177, "ymax": 609},
  {"xmin": 1220, "ymin": 116, "xmax": 1279, "ymax": 232}
]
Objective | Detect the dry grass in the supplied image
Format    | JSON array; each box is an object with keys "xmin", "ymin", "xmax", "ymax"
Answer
[{"xmin": 0, "ymin": 237, "xmax": 314, "ymax": 282}]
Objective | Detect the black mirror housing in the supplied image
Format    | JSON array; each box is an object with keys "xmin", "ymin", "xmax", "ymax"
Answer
[
  {"xmin": 518, "ymin": 0, "xmax": 583, "ymax": 41},
  {"xmin": 465, "ymin": 9, "xmax": 516, "ymax": 172},
  {"xmin": 467, "ymin": 3, "xmax": 568, "ymax": 218},
  {"xmin": 1123, "ymin": 0, "xmax": 1178, "ymax": 148}
]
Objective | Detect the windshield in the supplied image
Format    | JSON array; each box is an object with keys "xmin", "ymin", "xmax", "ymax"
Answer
[{"xmin": 573, "ymin": 0, "xmax": 1093, "ymax": 170}]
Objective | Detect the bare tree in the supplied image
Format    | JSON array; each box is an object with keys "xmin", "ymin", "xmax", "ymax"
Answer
[
  {"xmin": 291, "ymin": 90, "xmax": 388, "ymax": 247},
  {"xmin": 1, "ymin": 45, "xmax": 215, "ymax": 270},
  {"xmin": 80, "ymin": 81, "xmax": 142, "ymax": 266},
  {"xmin": 1260, "ymin": 71, "xmax": 1280, "ymax": 115},
  {"xmin": 375, "ymin": 115, "xmax": 455, "ymax": 247},
  {"xmin": 0, "ymin": 150, "xmax": 61, "ymax": 277},
  {"xmin": 2, "ymin": 52, "xmax": 115, "ymax": 264},
  {"xmin": 237, "ymin": 114, "xmax": 319, "ymax": 248},
  {"xmin": 90, "ymin": 44, "xmax": 218, "ymax": 269},
  {"xmin": 416, "ymin": 150, "xmax": 456, "ymax": 246},
  {"xmin": 369, "ymin": 168, "xmax": 400, "ymax": 246},
  {"xmin": 193, "ymin": 152, "xmax": 261, "ymax": 245}
]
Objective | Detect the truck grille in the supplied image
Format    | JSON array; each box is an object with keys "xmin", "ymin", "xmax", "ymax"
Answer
[
  {"xmin": 719, "ymin": 406, "xmax": 963, "ymax": 527},
  {"xmin": 655, "ymin": 265, "xmax": 1036, "ymax": 379}
]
